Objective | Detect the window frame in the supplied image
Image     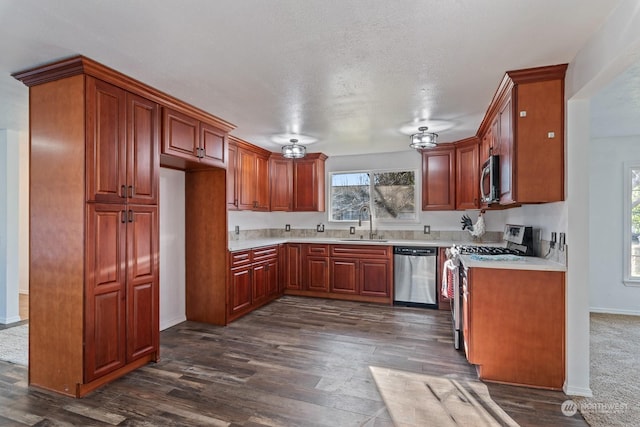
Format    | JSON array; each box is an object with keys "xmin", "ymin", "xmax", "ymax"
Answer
[
  {"xmin": 328, "ymin": 168, "xmax": 420, "ymax": 224},
  {"xmin": 623, "ymin": 162, "xmax": 640, "ymax": 286}
]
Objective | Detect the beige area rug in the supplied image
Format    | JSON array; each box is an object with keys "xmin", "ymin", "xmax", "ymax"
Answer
[
  {"xmin": 573, "ymin": 313, "xmax": 640, "ymax": 427},
  {"xmin": 0, "ymin": 324, "xmax": 28, "ymax": 366},
  {"xmin": 370, "ymin": 366, "xmax": 518, "ymax": 427}
]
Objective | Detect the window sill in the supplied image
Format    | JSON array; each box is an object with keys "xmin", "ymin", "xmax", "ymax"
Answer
[{"xmin": 623, "ymin": 279, "xmax": 640, "ymax": 287}]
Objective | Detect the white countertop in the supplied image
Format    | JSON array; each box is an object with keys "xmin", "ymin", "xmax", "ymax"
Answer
[{"xmin": 459, "ymin": 254, "xmax": 566, "ymax": 272}]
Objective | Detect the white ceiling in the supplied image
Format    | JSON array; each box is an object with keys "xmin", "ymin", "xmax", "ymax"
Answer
[{"xmin": 0, "ymin": 0, "xmax": 625, "ymax": 156}]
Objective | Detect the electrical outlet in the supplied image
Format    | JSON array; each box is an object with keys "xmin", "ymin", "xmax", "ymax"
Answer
[
  {"xmin": 234, "ymin": 225, "xmax": 240, "ymax": 235},
  {"xmin": 424, "ymin": 225, "xmax": 431, "ymax": 234},
  {"xmin": 559, "ymin": 232, "xmax": 566, "ymax": 251},
  {"xmin": 349, "ymin": 226, "xmax": 356, "ymax": 235},
  {"xmin": 316, "ymin": 224, "xmax": 325, "ymax": 232},
  {"xmin": 285, "ymin": 224, "xmax": 291, "ymax": 232}
]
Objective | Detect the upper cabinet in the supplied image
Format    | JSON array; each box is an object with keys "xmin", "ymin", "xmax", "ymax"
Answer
[
  {"xmin": 269, "ymin": 153, "xmax": 328, "ymax": 212},
  {"xmin": 86, "ymin": 77, "xmax": 159, "ymax": 205},
  {"xmin": 162, "ymin": 107, "xmax": 228, "ymax": 170},
  {"xmin": 455, "ymin": 137, "xmax": 480, "ymax": 210},
  {"xmin": 229, "ymin": 136, "xmax": 271, "ymax": 211},
  {"xmin": 478, "ymin": 64, "xmax": 567, "ymax": 205},
  {"xmin": 421, "ymin": 145, "xmax": 456, "ymax": 211},
  {"xmin": 293, "ymin": 153, "xmax": 327, "ymax": 212}
]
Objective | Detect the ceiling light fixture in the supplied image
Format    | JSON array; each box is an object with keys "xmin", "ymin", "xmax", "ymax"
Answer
[
  {"xmin": 282, "ymin": 138, "xmax": 306, "ymax": 159},
  {"xmin": 409, "ymin": 126, "xmax": 438, "ymax": 149}
]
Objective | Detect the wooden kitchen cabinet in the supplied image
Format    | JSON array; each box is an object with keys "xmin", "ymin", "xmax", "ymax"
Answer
[
  {"xmin": 231, "ymin": 136, "xmax": 271, "ymax": 211},
  {"xmin": 228, "ymin": 245, "xmax": 281, "ymax": 322},
  {"xmin": 463, "ymin": 266, "xmax": 565, "ymax": 389},
  {"xmin": 284, "ymin": 243, "xmax": 303, "ymax": 290},
  {"xmin": 227, "ymin": 142, "xmax": 239, "ymax": 210},
  {"xmin": 15, "ymin": 56, "xmax": 235, "ymax": 397},
  {"xmin": 269, "ymin": 153, "xmax": 328, "ymax": 212},
  {"xmin": 162, "ymin": 107, "xmax": 227, "ymax": 169},
  {"xmin": 293, "ymin": 153, "xmax": 328, "ymax": 211},
  {"xmin": 86, "ymin": 76, "xmax": 159, "ymax": 205},
  {"xmin": 285, "ymin": 244, "xmax": 393, "ymax": 303},
  {"xmin": 478, "ymin": 64, "xmax": 567, "ymax": 205},
  {"xmin": 269, "ymin": 154, "xmax": 293, "ymax": 211},
  {"xmin": 421, "ymin": 145, "xmax": 456, "ymax": 210},
  {"xmin": 304, "ymin": 244, "xmax": 330, "ymax": 292},
  {"xmin": 455, "ymin": 137, "xmax": 480, "ymax": 210}
]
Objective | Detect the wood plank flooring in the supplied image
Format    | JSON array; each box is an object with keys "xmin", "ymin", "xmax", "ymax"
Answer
[{"xmin": 0, "ymin": 296, "xmax": 588, "ymax": 426}]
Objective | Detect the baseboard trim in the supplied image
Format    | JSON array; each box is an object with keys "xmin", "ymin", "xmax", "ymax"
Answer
[
  {"xmin": 160, "ymin": 315, "xmax": 186, "ymax": 331},
  {"xmin": 0, "ymin": 315, "xmax": 22, "ymax": 325},
  {"xmin": 590, "ymin": 307, "xmax": 640, "ymax": 316},
  {"xmin": 564, "ymin": 384, "xmax": 593, "ymax": 397}
]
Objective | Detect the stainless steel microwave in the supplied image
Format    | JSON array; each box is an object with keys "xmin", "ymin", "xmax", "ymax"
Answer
[{"xmin": 480, "ymin": 155, "xmax": 499, "ymax": 203}]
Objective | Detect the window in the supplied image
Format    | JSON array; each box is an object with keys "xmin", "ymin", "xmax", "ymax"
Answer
[
  {"xmin": 624, "ymin": 164, "xmax": 640, "ymax": 286},
  {"xmin": 330, "ymin": 170, "xmax": 417, "ymax": 222}
]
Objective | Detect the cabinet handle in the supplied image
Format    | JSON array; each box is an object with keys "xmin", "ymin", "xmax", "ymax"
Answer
[
  {"xmin": 120, "ymin": 185, "xmax": 127, "ymax": 198},
  {"xmin": 128, "ymin": 209, "xmax": 134, "ymax": 223},
  {"xmin": 128, "ymin": 185, "xmax": 134, "ymax": 198},
  {"xmin": 121, "ymin": 210, "xmax": 127, "ymax": 223}
]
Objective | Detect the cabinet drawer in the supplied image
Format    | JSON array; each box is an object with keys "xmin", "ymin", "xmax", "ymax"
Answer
[
  {"xmin": 230, "ymin": 250, "xmax": 252, "ymax": 268},
  {"xmin": 252, "ymin": 245, "xmax": 278, "ymax": 262},
  {"xmin": 330, "ymin": 244, "xmax": 391, "ymax": 258},
  {"xmin": 306, "ymin": 244, "xmax": 329, "ymax": 256}
]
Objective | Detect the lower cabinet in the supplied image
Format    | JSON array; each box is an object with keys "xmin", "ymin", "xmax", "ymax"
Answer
[
  {"xmin": 286, "ymin": 243, "xmax": 393, "ymax": 304},
  {"xmin": 228, "ymin": 245, "xmax": 281, "ymax": 322},
  {"xmin": 464, "ymin": 266, "xmax": 565, "ymax": 389}
]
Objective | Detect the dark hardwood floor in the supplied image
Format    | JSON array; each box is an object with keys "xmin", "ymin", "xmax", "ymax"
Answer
[{"xmin": 0, "ymin": 296, "xmax": 587, "ymax": 426}]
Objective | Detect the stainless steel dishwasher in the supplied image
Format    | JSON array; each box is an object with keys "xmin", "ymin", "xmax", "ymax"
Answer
[{"xmin": 393, "ymin": 246, "xmax": 438, "ymax": 308}]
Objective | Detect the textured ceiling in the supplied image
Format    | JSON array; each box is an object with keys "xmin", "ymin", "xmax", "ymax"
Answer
[{"xmin": 0, "ymin": 0, "xmax": 622, "ymax": 156}]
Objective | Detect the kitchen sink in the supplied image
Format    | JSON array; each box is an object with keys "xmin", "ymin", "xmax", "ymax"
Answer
[{"xmin": 339, "ymin": 238, "xmax": 388, "ymax": 242}]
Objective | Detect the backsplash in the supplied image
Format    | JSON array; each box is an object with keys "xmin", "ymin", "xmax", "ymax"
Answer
[{"xmin": 228, "ymin": 228, "xmax": 503, "ymax": 244}]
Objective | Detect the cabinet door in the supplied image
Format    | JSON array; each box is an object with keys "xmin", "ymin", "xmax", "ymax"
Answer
[
  {"xmin": 455, "ymin": 141, "xmax": 479, "ymax": 210},
  {"xmin": 200, "ymin": 122, "xmax": 226, "ymax": 168},
  {"xmin": 237, "ymin": 147, "xmax": 256, "ymax": 210},
  {"xmin": 84, "ymin": 204, "xmax": 127, "ymax": 381},
  {"xmin": 360, "ymin": 259, "xmax": 390, "ymax": 297},
  {"xmin": 254, "ymin": 153, "xmax": 271, "ymax": 211},
  {"xmin": 306, "ymin": 257, "xmax": 330, "ymax": 292},
  {"xmin": 270, "ymin": 156, "xmax": 293, "ymax": 211},
  {"xmin": 126, "ymin": 93, "xmax": 159, "ymax": 205},
  {"xmin": 86, "ymin": 77, "xmax": 127, "ymax": 203},
  {"xmin": 227, "ymin": 142, "xmax": 239, "ymax": 210},
  {"xmin": 330, "ymin": 258, "xmax": 358, "ymax": 294},
  {"xmin": 162, "ymin": 107, "xmax": 199, "ymax": 160},
  {"xmin": 293, "ymin": 159, "xmax": 319, "ymax": 211},
  {"xmin": 266, "ymin": 258, "xmax": 279, "ymax": 297},
  {"xmin": 125, "ymin": 205, "xmax": 159, "ymax": 362},
  {"xmin": 285, "ymin": 244, "xmax": 302, "ymax": 290},
  {"xmin": 497, "ymin": 97, "xmax": 514, "ymax": 204},
  {"xmin": 252, "ymin": 262, "xmax": 268, "ymax": 304},
  {"xmin": 422, "ymin": 147, "xmax": 456, "ymax": 210},
  {"xmin": 230, "ymin": 267, "xmax": 252, "ymax": 315}
]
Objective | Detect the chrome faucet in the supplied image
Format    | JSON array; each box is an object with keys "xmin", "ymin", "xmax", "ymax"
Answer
[{"xmin": 358, "ymin": 205, "xmax": 374, "ymax": 239}]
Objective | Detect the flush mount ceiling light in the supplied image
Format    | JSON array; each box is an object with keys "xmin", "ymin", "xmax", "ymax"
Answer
[
  {"xmin": 409, "ymin": 126, "xmax": 438, "ymax": 149},
  {"xmin": 282, "ymin": 138, "xmax": 306, "ymax": 159}
]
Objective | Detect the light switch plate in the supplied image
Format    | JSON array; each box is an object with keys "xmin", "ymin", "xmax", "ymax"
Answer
[
  {"xmin": 424, "ymin": 225, "xmax": 431, "ymax": 234},
  {"xmin": 316, "ymin": 224, "xmax": 325, "ymax": 232},
  {"xmin": 349, "ymin": 226, "xmax": 356, "ymax": 234},
  {"xmin": 234, "ymin": 225, "xmax": 240, "ymax": 235},
  {"xmin": 285, "ymin": 224, "xmax": 291, "ymax": 232}
]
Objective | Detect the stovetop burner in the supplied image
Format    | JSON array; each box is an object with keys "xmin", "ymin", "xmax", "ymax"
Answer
[{"xmin": 455, "ymin": 245, "xmax": 524, "ymax": 256}]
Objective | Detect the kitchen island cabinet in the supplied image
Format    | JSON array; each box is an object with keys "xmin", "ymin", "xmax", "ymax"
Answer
[{"xmin": 463, "ymin": 265, "xmax": 565, "ymax": 389}]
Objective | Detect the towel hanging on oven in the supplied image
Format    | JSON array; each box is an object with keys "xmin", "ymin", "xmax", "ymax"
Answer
[{"xmin": 442, "ymin": 259, "xmax": 458, "ymax": 299}]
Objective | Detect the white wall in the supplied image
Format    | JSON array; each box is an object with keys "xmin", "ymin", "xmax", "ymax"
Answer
[
  {"xmin": 589, "ymin": 136, "xmax": 640, "ymax": 315},
  {"xmin": 229, "ymin": 150, "xmax": 508, "ymax": 233},
  {"xmin": 159, "ymin": 168, "xmax": 186, "ymax": 331},
  {"xmin": 18, "ymin": 131, "xmax": 28, "ymax": 294},
  {"xmin": 0, "ymin": 129, "xmax": 21, "ymax": 324}
]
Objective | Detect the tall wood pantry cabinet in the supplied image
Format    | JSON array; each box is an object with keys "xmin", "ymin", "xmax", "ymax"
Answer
[{"xmin": 13, "ymin": 56, "xmax": 235, "ymax": 397}]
